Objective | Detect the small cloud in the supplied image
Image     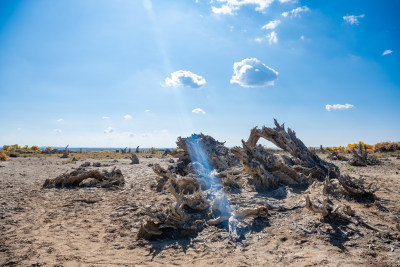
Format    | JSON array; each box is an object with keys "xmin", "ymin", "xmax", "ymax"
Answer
[
  {"xmin": 325, "ymin": 104, "xmax": 354, "ymax": 111},
  {"xmin": 53, "ymin": 129, "xmax": 62, "ymax": 133},
  {"xmin": 262, "ymin": 20, "xmax": 280, "ymax": 30},
  {"xmin": 231, "ymin": 58, "xmax": 279, "ymax": 88},
  {"xmin": 165, "ymin": 70, "xmax": 206, "ymax": 88},
  {"xmin": 145, "ymin": 109, "xmax": 150, "ymax": 113},
  {"xmin": 57, "ymin": 118, "xmax": 63, "ymax": 122},
  {"xmin": 17, "ymin": 128, "xmax": 22, "ymax": 131},
  {"xmin": 382, "ymin": 50, "xmax": 393, "ymax": 56},
  {"xmin": 254, "ymin": 37, "xmax": 264, "ymax": 43},
  {"xmin": 212, "ymin": 5, "xmax": 234, "ymax": 15},
  {"xmin": 267, "ymin": 31, "xmax": 278, "ymax": 44},
  {"xmin": 210, "ymin": 0, "xmax": 275, "ymax": 15},
  {"xmin": 282, "ymin": 6, "xmax": 309, "ymax": 17},
  {"xmin": 123, "ymin": 114, "xmax": 132, "ymax": 119},
  {"xmin": 102, "ymin": 116, "xmax": 110, "ymax": 119},
  {"xmin": 192, "ymin": 108, "xmax": 206, "ymax": 114},
  {"xmin": 161, "ymin": 129, "xmax": 168, "ymax": 134},
  {"xmin": 300, "ymin": 35, "xmax": 305, "ymax": 40},
  {"xmin": 104, "ymin": 127, "xmax": 115, "ymax": 134},
  {"xmin": 343, "ymin": 14, "xmax": 365, "ymax": 25},
  {"xmin": 279, "ymin": 0, "xmax": 294, "ymax": 2}
]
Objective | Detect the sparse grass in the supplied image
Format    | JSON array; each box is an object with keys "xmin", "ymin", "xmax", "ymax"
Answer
[
  {"xmin": 0, "ymin": 151, "xmax": 8, "ymax": 161},
  {"xmin": 345, "ymin": 165, "xmax": 355, "ymax": 171}
]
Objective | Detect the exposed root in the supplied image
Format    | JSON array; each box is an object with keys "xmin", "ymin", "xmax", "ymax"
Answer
[
  {"xmin": 349, "ymin": 142, "xmax": 380, "ymax": 166},
  {"xmin": 231, "ymin": 119, "xmax": 339, "ymax": 189}
]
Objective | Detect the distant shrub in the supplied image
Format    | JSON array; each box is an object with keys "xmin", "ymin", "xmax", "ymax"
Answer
[
  {"xmin": 0, "ymin": 151, "xmax": 8, "ymax": 161},
  {"xmin": 30, "ymin": 145, "xmax": 41, "ymax": 152},
  {"xmin": 345, "ymin": 142, "xmax": 374, "ymax": 152},
  {"xmin": 44, "ymin": 146, "xmax": 53, "ymax": 152},
  {"xmin": 374, "ymin": 142, "xmax": 400, "ymax": 152},
  {"xmin": 149, "ymin": 147, "xmax": 158, "ymax": 154},
  {"xmin": 3, "ymin": 144, "xmax": 20, "ymax": 152}
]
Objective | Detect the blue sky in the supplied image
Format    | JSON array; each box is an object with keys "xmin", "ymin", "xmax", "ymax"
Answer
[{"xmin": 0, "ymin": 0, "xmax": 399, "ymax": 148}]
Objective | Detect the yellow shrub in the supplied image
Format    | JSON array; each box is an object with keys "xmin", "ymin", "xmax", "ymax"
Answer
[{"xmin": 0, "ymin": 151, "xmax": 8, "ymax": 161}]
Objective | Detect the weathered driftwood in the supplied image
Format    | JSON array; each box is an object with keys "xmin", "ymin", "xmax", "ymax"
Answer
[
  {"xmin": 327, "ymin": 151, "xmax": 348, "ymax": 161},
  {"xmin": 337, "ymin": 175, "xmax": 377, "ymax": 200},
  {"xmin": 231, "ymin": 119, "xmax": 339, "ymax": 189},
  {"xmin": 43, "ymin": 167, "xmax": 124, "ymax": 189},
  {"xmin": 177, "ymin": 133, "xmax": 240, "ymax": 172},
  {"xmin": 348, "ymin": 142, "xmax": 380, "ymax": 166},
  {"xmin": 305, "ymin": 195, "xmax": 384, "ymax": 232},
  {"xmin": 138, "ymin": 164, "xmax": 268, "ymax": 240},
  {"xmin": 162, "ymin": 149, "xmax": 177, "ymax": 158},
  {"xmin": 131, "ymin": 153, "xmax": 139, "ymax": 164},
  {"xmin": 60, "ymin": 145, "xmax": 69, "ymax": 158}
]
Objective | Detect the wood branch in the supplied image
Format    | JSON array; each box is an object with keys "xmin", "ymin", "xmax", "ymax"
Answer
[
  {"xmin": 338, "ymin": 175, "xmax": 377, "ymax": 199},
  {"xmin": 305, "ymin": 196, "xmax": 329, "ymax": 217},
  {"xmin": 231, "ymin": 119, "xmax": 340, "ymax": 189},
  {"xmin": 348, "ymin": 142, "xmax": 380, "ymax": 166}
]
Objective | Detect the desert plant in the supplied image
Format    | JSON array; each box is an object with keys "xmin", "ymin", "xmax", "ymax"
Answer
[
  {"xmin": 345, "ymin": 165, "xmax": 355, "ymax": 171},
  {"xmin": 30, "ymin": 145, "xmax": 41, "ymax": 152},
  {"xmin": 44, "ymin": 146, "xmax": 53, "ymax": 152},
  {"xmin": 0, "ymin": 151, "xmax": 8, "ymax": 161},
  {"xmin": 374, "ymin": 142, "xmax": 400, "ymax": 152}
]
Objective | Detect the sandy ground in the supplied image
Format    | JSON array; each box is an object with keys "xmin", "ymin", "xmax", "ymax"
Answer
[{"xmin": 1, "ymin": 155, "xmax": 400, "ymax": 266}]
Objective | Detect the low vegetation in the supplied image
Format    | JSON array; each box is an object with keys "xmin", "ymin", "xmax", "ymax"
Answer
[{"xmin": 0, "ymin": 151, "xmax": 8, "ymax": 161}]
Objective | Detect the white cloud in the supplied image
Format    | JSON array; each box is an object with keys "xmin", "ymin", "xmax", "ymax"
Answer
[
  {"xmin": 57, "ymin": 118, "xmax": 63, "ymax": 122},
  {"xmin": 211, "ymin": 0, "xmax": 275, "ymax": 15},
  {"xmin": 123, "ymin": 114, "xmax": 132, "ymax": 119},
  {"xmin": 104, "ymin": 127, "xmax": 115, "ymax": 134},
  {"xmin": 325, "ymin": 104, "xmax": 354, "ymax": 111},
  {"xmin": 165, "ymin": 70, "xmax": 206, "ymax": 88},
  {"xmin": 282, "ymin": 6, "xmax": 309, "ymax": 17},
  {"xmin": 192, "ymin": 108, "xmax": 206, "ymax": 114},
  {"xmin": 17, "ymin": 128, "xmax": 22, "ymax": 131},
  {"xmin": 53, "ymin": 129, "xmax": 62, "ymax": 133},
  {"xmin": 254, "ymin": 37, "xmax": 264, "ymax": 42},
  {"xmin": 267, "ymin": 31, "xmax": 278, "ymax": 44},
  {"xmin": 102, "ymin": 116, "xmax": 110, "ymax": 119},
  {"xmin": 161, "ymin": 129, "xmax": 168, "ymax": 134},
  {"xmin": 343, "ymin": 14, "xmax": 365, "ymax": 25},
  {"xmin": 300, "ymin": 35, "xmax": 305, "ymax": 40},
  {"xmin": 212, "ymin": 4, "xmax": 234, "ymax": 15},
  {"xmin": 262, "ymin": 19, "xmax": 280, "ymax": 30},
  {"xmin": 145, "ymin": 109, "xmax": 150, "ymax": 113},
  {"xmin": 382, "ymin": 50, "xmax": 393, "ymax": 56},
  {"xmin": 231, "ymin": 58, "xmax": 279, "ymax": 87},
  {"xmin": 278, "ymin": 0, "xmax": 294, "ymax": 2}
]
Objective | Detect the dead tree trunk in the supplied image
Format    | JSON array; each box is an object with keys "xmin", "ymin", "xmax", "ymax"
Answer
[
  {"xmin": 60, "ymin": 145, "xmax": 69, "ymax": 158},
  {"xmin": 348, "ymin": 142, "xmax": 380, "ymax": 166},
  {"xmin": 130, "ymin": 153, "xmax": 139, "ymax": 164},
  {"xmin": 231, "ymin": 119, "xmax": 339, "ymax": 189}
]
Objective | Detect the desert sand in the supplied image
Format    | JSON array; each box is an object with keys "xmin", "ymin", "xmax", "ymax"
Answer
[{"xmin": 1, "ymin": 155, "xmax": 400, "ymax": 266}]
